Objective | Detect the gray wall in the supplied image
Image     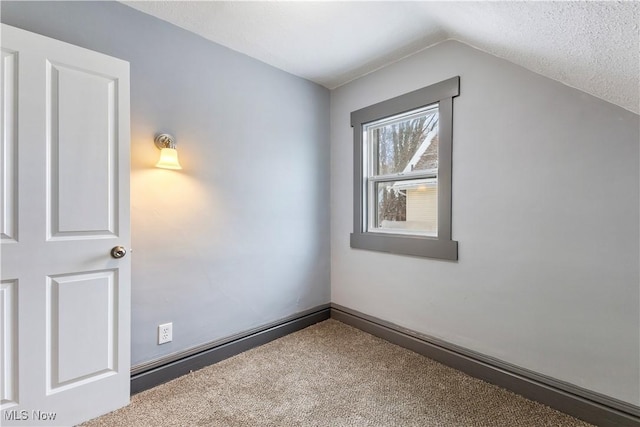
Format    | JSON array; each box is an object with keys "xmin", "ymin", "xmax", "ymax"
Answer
[
  {"xmin": 330, "ymin": 40, "xmax": 640, "ymax": 406},
  {"xmin": 1, "ymin": 1, "xmax": 331, "ymax": 366}
]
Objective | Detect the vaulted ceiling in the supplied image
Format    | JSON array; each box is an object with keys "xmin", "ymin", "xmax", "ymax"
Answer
[{"xmin": 122, "ymin": 1, "xmax": 639, "ymax": 114}]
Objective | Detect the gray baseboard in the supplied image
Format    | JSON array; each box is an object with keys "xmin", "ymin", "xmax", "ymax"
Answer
[
  {"xmin": 130, "ymin": 305, "xmax": 331, "ymax": 394},
  {"xmin": 331, "ymin": 304, "xmax": 639, "ymax": 427}
]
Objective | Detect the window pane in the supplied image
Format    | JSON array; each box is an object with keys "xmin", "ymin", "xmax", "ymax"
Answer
[
  {"xmin": 366, "ymin": 106, "xmax": 439, "ymax": 176},
  {"xmin": 373, "ymin": 179, "xmax": 437, "ymax": 235}
]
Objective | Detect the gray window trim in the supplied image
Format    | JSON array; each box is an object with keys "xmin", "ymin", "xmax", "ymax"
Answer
[{"xmin": 350, "ymin": 76, "xmax": 460, "ymax": 260}]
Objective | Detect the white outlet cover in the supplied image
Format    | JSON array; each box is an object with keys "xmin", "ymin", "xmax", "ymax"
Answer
[{"xmin": 158, "ymin": 322, "xmax": 172, "ymax": 344}]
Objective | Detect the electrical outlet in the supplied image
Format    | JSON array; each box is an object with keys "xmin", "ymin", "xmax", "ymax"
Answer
[{"xmin": 158, "ymin": 322, "xmax": 172, "ymax": 344}]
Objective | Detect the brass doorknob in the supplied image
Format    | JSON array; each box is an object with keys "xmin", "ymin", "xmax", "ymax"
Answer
[{"xmin": 111, "ymin": 246, "xmax": 127, "ymax": 259}]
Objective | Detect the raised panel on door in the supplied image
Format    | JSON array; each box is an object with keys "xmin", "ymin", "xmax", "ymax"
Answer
[
  {"xmin": 0, "ymin": 279, "xmax": 18, "ymax": 409},
  {"xmin": 1, "ymin": 49, "xmax": 18, "ymax": 242},
  {"xmin": 47, "ymin": 61, "xmax": 119, "ymax": 240},
  {"xmin": 46, "ymin": 270, "xmax": 118, "ymax": 393}
]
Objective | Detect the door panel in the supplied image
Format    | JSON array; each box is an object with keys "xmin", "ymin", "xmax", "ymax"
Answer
[
  {"xmin": 0, "ymin": 279, "xmax": 18, "ymax": 408},
  {"xmin": 0, "ymin": 24, "xmax": 130, "ymax": 426},
  {"xmin": 1, "ymin": 49, "xmax": 18, "ymax": 243},
  {"xmin": 48, "ymin": 270, "xmax": 117, "ymax": 390},
  {"xmin": 48, "ymin": 62, "xmax": 118, "ymax": 238}
]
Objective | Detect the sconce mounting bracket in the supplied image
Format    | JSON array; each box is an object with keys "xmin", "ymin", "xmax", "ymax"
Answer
[{"xmin": 154, "ymin": 133, "xmax": 176, "ymax": 150}]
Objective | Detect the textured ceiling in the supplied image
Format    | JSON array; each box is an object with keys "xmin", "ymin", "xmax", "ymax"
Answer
[{"xmin": 122, "ymin": 1, "xmax": 639, "ymax": 114}]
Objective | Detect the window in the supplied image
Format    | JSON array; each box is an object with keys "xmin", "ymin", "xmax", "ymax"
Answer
[
  {"xmin": 364, "ymin": 105, "xmax": 439, "ymax": 236},
  {"xmin": 350, "ymin": 77, "xmax": 459, "ymax": 260}
]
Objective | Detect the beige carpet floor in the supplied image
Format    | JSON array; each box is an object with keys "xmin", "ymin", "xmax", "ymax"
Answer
[{"xmin": 82, "ymin": 320, "xmax": 593, "ymax": 427}]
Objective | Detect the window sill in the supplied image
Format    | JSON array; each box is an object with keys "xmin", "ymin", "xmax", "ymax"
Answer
[{"xmin": 350, "ymin": 232, "xmax": 458, "ymax": 260}]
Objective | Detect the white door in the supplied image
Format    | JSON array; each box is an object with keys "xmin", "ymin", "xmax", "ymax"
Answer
[{"xmin": 1, "ymin": 24, "xmax": 130, "ymax": 426}]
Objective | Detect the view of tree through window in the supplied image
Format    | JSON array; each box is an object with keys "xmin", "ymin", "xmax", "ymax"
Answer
[
  {"xmin": 366, "ymin": 105, "xmax": 439, "ymax": 234},
  {"xmin": 375, "ymin": 111, "xmax": 438, "ymax": 175}
]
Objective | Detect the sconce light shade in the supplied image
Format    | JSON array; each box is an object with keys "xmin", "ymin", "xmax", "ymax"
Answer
[
  {"xmin": 154, "ymin": 134, "xmax": 182, "ymax": 170},
  {"xmin": 156, "ymin": 147, "xmax": 182, "ymax": 170}
]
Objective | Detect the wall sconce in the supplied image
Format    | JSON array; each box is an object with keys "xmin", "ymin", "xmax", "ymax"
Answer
[{"xmin": 154, "ymin": 133, "xmax": 182, "ymax": 170}]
